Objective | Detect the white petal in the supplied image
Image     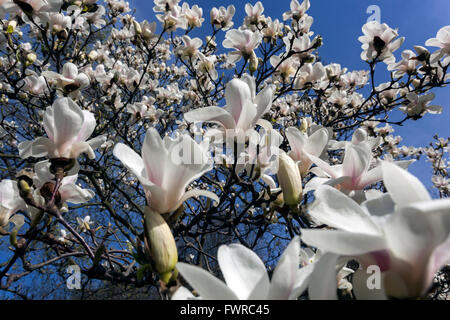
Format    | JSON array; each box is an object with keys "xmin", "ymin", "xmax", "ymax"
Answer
[
  {"xmin": 268, "ymin": 236, "xmax": 301, "ymax": 300},
  {"xmin": 308, "ymin": 252, "xmax": 340, "ymax": 300},
  {"xmin": 301, "ymin": 229, "xmax": 387, "ymax": 256},
  {"xmin": 218, "ymin": 244, "xmax": 270, "ymax": 300},
  {"xmin": 381, "ymin": 161, "xmax": 431, "ymax": 207},
  {"xmin": 308, "ymin": 185, "xmax": 382, "ymax": 235},
  {"xmin": 176, "ymin": 262, "xmax": 239, "ymax": 300},
  {"xmin": 184, "ymin": 106, "xmax": 236, "ymax": 130}
]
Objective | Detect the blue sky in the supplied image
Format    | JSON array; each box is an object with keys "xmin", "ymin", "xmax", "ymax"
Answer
[{"xmin": 131, "ymin": 0, "xmax": 449, "ymax": 194}]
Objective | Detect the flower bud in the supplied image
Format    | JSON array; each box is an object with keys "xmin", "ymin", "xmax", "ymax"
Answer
[
  {"xmin": 144, "ymin": 207, "xmax": 178, "ymax": 284},
  {"xmin": 26, "ymin": 52, "xmax": 37, "ymax": 66},
  {"xmin": 133, "ymin": 20, "xmax": 142, "ymax": 35},
  {"xmin": 6, "ymin": 20, "xmax": 17, "ymax": 34},
  {"xmin": 277, "ymin": 153, "xmax": 303, "ymax": 206},
  {"xmin": 249, "ymin": 51, "xmax": 258, "ymax": 73}
]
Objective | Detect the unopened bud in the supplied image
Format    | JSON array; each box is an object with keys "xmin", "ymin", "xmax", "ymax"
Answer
[
  {"xmin": 6, "ymin": 20, "xmax": 17, "ymax": 33},
  {"xmin": 133, "ymin": 20, "xmax": 142, "ymax": 35},
  {"xmin": 277, "ymin": 153, "xmax": 303, "ymax": 206},
  {"xmin": 144, "ymin": 207, "xmax": 178, "ymax": 284},
  {"xmin": 249, "ymin": 51, "xmax": 258, "ymax": 73}
]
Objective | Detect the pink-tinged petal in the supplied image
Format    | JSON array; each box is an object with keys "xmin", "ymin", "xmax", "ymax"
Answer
[
  {"xmin": 301, "ymin": 229, "xmax": 387, "ymax": 256},
  {"xmin": 342, "ymin": 144, "xmax": 371, "ymax": 186},
  {"xmin": 309, "ymin": 185, "xmax": 382, "ymax": 235},
  {"xmin": 381, "ymin": 161, "xmax": 431, "ymax": 207},
  {"xmin": 218, "ymin": 244, "xmax": 270, "ymax": 300},
  {"xmin": 308, "ymin": 154, "xmax": 339, "ymax": 178},
  {"xmin": 62, "ymin": 62, "xmax": 78, "ymax": 79},
  {"xmin": 384, "ymin": 199, "xmax": 450, "ymax": 265},
  {"xmin": 308, "ymin": 252, "xmax": 340, "ymax": 300},
  {"xmin": 176, "ymin": 262, "xmax": 239, "ymax": 300},
  {"xmin": 184, "ymin": 106, "xmax": 236, "ymax": 130},
  {"xmin": 268, "ymin": 236, "xmax": 301, "ymax": 300},
  {"xmin": 358, "ymin": 165, "xmax": 383, "ymax": 189},
  {"xmin": 286, "ymin": 127, "xmax": 308, "ymax": 161}
]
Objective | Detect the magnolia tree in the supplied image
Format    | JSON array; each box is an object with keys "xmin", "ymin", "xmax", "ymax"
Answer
[{"xmin": 0, "ymin": 0, "xmax": 449, "ymax": 300}]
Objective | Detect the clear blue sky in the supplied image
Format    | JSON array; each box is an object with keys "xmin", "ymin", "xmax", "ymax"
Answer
[{"xmin": 131, "ymin": 0, "xmax": 449, "ymax": 194}]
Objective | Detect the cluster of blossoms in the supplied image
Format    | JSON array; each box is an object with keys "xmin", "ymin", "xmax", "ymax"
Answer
[{"xmin": 0, "ymin": 0, "xmax": 448, "ymax": 300}]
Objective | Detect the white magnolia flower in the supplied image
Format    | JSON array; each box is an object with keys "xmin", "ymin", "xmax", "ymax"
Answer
[
  {"xmin": 0, "ymin": 0, "xmax": 62, "ymax": 21},
  {"xmin": 285, "ymin": 125, "xmax": 329, "ymax": 176},
  {"xmin": 33, "ymin": 160, "xmax": 95, "ymax": 208},
  {"xmin": 425, "ymin": 25, "xmax": 450, "ymax": 63},
  {"xmin": 358, "ymin": 21, "xmax": 404, "ymax": 64},
  {"xmin": 387, "ymin": 50, "xmax": 419, "ymax": 77},
  {"xmin": 399, "ymin": 92, "xmax": 442, "ymax": 118},
  {"xmin": 210, "ymin": 5, "xmax": 235, "ymax": 31},
  {"xmin": 222, "ymin": 28, "xmax": 262, "ymax": 63},
  {"xmin": 42, "ymin": 62, "xmax": 90, "ymax": 97},
  {"xmin": 293, "ymin": 62, "xmax": 326, "ymax": 90},
  {"xmin": 184, "ymin": 74, "xmax": 274, "ymax": 140},
  {"xmin": 282, "ymin": 0, "xmax": 310, "ymax": 21},
  {"xmin": 307, "ymin": 143, "xmax": 383, "ymax": 192},
  {"xmin": 18, "ymin": 97, "xmax": 106, "ymax": 160},
  {"xmin": 182, "ymin": 3, "xmax": 204, "ymax": 28},
  {"xmin": 113, "ymin": 128, "xmax": 218, "ymax": 214},
  {"xmin": 172, "ymin": 236, "xmax": 312, "ymax": 300},
  {"xmin": 301, "ymin": 162, "xmax": 450, "ymax": 299}
]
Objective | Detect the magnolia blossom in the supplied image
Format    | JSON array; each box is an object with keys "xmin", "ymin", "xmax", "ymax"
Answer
[
  {"xmin": 307, "ymin": 143, "xmax": 382, "ymax": 192},
  {"xmin": 18, "ymin": 97, "xmax": 106, "ymax": 160},
  {"xmin": 33, "ymin": 160, "xmax": 95, "ymax": 210},
  {"xmin": 399, "ymin": 92, "xmax": 442, "ymax": 117},
  {"xmin": 22, "ymin": 74, "xmax": 47, "ymax": 96},
  {"xmin": 0, "ymin": 180, "xmax": 27, "ymax": 227},
  {"xmin": 425, "ymin": 25, "xmax": 450, "ymax": 63},
  {"xmin": 182, "ymin": 3, "xmax": 204, "ymax": 28},
  {"xmin": 387, "ymin": 50, "xmax": 419, "ymax": 77},
  {"xmin": 113, "ymin": 128, "xmax": 218, "ymax": 214},
  {"xmin": 282, "ymin": 0, "xmax": 310, "ymax": 21},
  {"xmin": 42, "ymin": 62, "xmax": 90, "ymax": 96},
  {"xmin": 223, "ymin": 28, "xmax": 262, "ymax": 63},
  {"xmin": 176, "ymin": 35, "xmax": 202, "ymax": 60},
  {"xmin": 302, "ymin": 162, "xmax": 450, "ymax": 299},
  {"xmin": 293, "ymin": 62, "xmax": 326, "ymax": 90},
  {"xmin": 210, "ymin": 5, "xmax": 235, "ymax": 30},
  {"xmin": 286, "ymin": 125, "xmax": 329, "ymax": 176},
  {"xmin": 359, "ymin": 21, "xmax": 404, "ymax": 64},
  {"xmin": 244, "ymin": 1, "xmax": 264, "ymax": 25},
  {"xmin": 172, "ymin": 236, "xmax": 312, "ymax": 300},
  {"xmin": 184, "ymin": 75, "xmax": 274, "ymax": 140}
]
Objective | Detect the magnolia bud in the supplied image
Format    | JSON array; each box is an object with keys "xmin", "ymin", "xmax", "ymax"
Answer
[
  {"xmin": 133, "ymin": 20, "xmax": 142, "ymax": 35},
  {"xmin": 249, "ymin": 51, "xmax": 258, "ymax": 73},
  {"xmin": 411, "ymin": 79, "xmax": 421, "ymax": 88},
  {"xmin": 26, "ymin": 52, "xmax": 37, "ymax": 66},
  {"xmin": 277, "ymin": 153, "xmax": 303, "ymax": 206},
  {"xmin": 144, "ymin": 207, "xmax": 178, "ymax": 284}
]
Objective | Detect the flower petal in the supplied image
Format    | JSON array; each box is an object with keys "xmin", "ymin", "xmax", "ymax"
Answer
[{"xmin": 176, "ymin": 262, "xmax": 239, "ymax": 300}]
